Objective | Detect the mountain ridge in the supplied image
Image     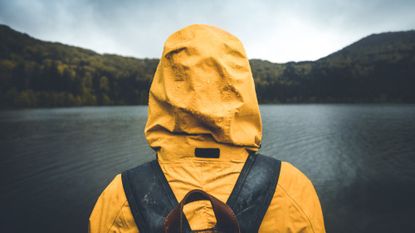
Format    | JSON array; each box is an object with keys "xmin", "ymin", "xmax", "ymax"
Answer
[{"xmin": 1, "ymin": 24, "xmax": 414, "ymax": 107}]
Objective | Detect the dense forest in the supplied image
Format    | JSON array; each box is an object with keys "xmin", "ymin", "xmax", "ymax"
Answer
[
  {"xmin": 1, "ymin": 24, "xmax": 415, "ymax": 108},
  {"xmin": 251, "ymin": 30, "xmax": 415, "ymax": 103}
]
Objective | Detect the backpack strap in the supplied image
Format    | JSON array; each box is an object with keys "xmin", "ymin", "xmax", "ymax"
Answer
[
  {"xmin": 164, "ymin": 189, "xmax": 241, "ymax": 233},
  {"xmin": 122, "ymin": 153, "xmax": 281, "ymax": 233},
  {"xmin": 227, "ymin": 153, "xmax": 281, "ymax": 233},
  {"xmin": 122, "ymin": 160, "xmax": 192, "ymax": 233}
]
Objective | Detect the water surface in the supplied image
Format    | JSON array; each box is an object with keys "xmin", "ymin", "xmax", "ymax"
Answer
[{"xmin": 1, "ymin": 105, "xmax": 414, "ymax": 233}]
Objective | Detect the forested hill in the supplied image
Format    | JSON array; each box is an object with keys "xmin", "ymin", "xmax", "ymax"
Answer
[
  {"xmin": 250, "ymin": 31, "xmax": 415, "ymax": 103},
  {"xmin": 0, "ymin": 24, "xmax": 158, "ymax": 107},
  {"xmin": 1, "ymin": 24, "xmax": 415, "ymax": 108}
]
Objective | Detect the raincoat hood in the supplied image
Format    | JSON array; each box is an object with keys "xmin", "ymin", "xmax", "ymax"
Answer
[
  {"xmin": 144, "ymin": 24, "xmax": 262, "ymax": 159},
  {"xmin": 91, "ymin": 29, "xmax": 326, "ymax": 230}
]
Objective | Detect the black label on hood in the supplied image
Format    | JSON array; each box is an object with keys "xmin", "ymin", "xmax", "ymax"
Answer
[{"xmin": 195, "ymin": 148, "xmax": 220, "ymax": 158}]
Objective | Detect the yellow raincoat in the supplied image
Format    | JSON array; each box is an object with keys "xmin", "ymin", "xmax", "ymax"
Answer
[{"xmin": 89, "ymin": 24, "xmax": 326, "ymax": 233}]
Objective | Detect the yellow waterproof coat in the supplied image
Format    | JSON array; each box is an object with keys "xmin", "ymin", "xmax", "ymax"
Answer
[{"xmin": 89, "ymin": 24, "xmax": 326, "ymax": 233}]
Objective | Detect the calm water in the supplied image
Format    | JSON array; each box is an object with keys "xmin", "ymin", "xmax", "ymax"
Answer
[{"xmin": 1, "ymin": 105, "xmax": 415, "ymax": 233}]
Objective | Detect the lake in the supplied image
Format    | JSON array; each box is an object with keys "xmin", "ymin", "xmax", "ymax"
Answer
[{"xmin": 1, "ymin": 105, "xmax": 415, "ymax": 233}]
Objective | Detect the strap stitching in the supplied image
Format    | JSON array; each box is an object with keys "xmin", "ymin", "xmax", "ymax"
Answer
[
  {"xmin": 122, "ymin": 171, "xmax": 148, "ymax": 232},
  {"xmin": 152, "ymin": 160, "xmax": 178, "ymax": 207},
  {"xmin": 152, "ymin": 160, "xmax": 193, "ymax": 233},
  {"xmin": 227, "ymin": 152, "xmax": 256, "ymax": 207},
  {"xmin": 252, "ymin": 157, "xmax": 281, "ymax": 231},
  {"xmin": 227, "ymin": 154, "xmax": 281, "ymax": 233}
]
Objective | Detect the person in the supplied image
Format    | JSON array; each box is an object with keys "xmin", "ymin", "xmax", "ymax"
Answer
[{"xmin": 89, "ymin": 24, "xmax": 326, "ymax": 233}]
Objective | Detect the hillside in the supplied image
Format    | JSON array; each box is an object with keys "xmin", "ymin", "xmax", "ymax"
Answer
[
  {"xmin": 1, "ymin": 24, "xmax": 415, "ymax": 107},
  {"xmin": 0, "ymin": 24, "xmax": 158, "ymax": 107},
  {"xmin": 250, "ymin": 31, "xmax": 415, "ymax": 103}
]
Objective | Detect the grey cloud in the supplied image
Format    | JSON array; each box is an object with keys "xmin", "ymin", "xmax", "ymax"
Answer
[{"xmin": 0, "ymin": 0, "xmax": 414, "ymax": 62}]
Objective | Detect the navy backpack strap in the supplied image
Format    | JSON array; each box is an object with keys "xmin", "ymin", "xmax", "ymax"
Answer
[
  {"xmin": 227, "ymin": 153, "xmax": 281, "ymax": 233},
  {"xmin": 122, "ymin": 160, "xmax": 192, "ymax": 233},
  {"xmin": 122, "ymin": 153, "xmax": 281, "ymax": 233}
]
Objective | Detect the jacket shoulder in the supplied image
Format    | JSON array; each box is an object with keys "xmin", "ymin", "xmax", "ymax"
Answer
[
  {"xmin": 260, "ymin": 161, "xmax": 326, "ymax": 233},
  {"xmin": 89, "ymin": 174, "xmax": 138, "ymax": 233}
]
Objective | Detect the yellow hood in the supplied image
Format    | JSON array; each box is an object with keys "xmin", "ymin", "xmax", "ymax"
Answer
[
  {"xmin": 91, "ymin": 28, "xmax": 326, "ymax": 231},
  {"xmin": 144, "ymin": 24, "xmax": 262, "ymax": 158}
]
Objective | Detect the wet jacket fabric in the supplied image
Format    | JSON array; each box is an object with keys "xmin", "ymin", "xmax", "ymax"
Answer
[{"xmin": 89, "ymin": 24, "xmax": 326, "ymax": 233}]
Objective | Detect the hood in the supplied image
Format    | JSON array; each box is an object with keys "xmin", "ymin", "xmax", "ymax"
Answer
[{"xmin": 144, "ymin": 24, "xmax": 262, "ymax": 160}]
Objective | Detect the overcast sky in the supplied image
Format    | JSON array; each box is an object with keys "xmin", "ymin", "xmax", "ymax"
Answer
[{"xmin": 1, "ymin": 0, "xmax": 414, "ymax": 63}]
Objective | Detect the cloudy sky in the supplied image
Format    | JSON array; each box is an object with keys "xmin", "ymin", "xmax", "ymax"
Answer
[{"xmin": 1, "ymin": 0, "xmax": 414, "ymax": 63}]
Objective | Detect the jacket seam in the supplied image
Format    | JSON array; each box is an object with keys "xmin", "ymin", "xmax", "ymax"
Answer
[
  {"xmin": 277, "ymin": 184, "xmax": 317, "ymax": 233},
  {"xmin": 105, "ymin": 199, "xmax": 129, "ymax": 233}
]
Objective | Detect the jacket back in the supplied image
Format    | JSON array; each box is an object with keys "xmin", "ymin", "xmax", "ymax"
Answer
[{"xmin": 89, "ymin": 24, "xmax": 326, "ymax": 233}]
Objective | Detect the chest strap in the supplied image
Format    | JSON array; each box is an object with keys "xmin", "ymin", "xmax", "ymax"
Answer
[{"xmin": 122, "ymin": 153, "xmax": 281, "ymax": 233}]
